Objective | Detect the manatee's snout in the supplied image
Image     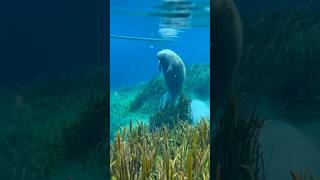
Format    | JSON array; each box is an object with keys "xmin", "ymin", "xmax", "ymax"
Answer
[
  {"xmin": 156, "ymin": 51, "xmax": 161, "ymax": 59},
  {"xmin": 157, "ymin": 49, "xmax": 171, "ymax": 73}
]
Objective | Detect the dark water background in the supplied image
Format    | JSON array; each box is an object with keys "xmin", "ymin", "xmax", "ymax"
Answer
[
  {"xmin": 236, "ymin": 0, "xmax": 311, "ymax": 14},
  {"xmin": 0, "ymin": 0, "xmax": 107, "ymax": 179},
  {"xmin": 0, "ymin": 0, "xmax": 104, "ymax": 88}
]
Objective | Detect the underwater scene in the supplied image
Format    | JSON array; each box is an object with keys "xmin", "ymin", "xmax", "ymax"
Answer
[
  {"xmin": 110, "ymin": 0, "xmax": 210, "ymax": 179},
  {"xmin": 212, "ymin": 0, "xmax": 320, "ymax": 180},
  {"xmin": 0, "ymin": 0, "xmax": 319, "ymax": 179},
  {"xmin": 0, "ymin": 0, "xmax": 107, "ymax": 179}
]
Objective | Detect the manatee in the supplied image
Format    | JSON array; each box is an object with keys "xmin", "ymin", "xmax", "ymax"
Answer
[
  {"xmin": 212, "ymin": 0, "xmax": 243, "ymax": 110},
  {"xmin": 157, "ymin": 49, "xmax": 186, "ymax": 109}
]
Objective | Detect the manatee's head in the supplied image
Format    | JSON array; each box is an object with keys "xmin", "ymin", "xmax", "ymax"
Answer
[{"xmin": 157, "ymin": 49, "xmax": 178, "ymax": 72}]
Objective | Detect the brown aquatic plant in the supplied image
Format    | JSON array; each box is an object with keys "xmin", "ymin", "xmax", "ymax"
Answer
[
  {"xmin": 110, "ymin": 119, "xmax": 210, "ymax": 179},
  {"xmin": 290, "ymin": 169, "xmax": 319, "ymax": 180}
]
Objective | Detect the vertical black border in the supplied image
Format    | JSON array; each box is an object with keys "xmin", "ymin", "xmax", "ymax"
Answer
[
  {"xmin": 103, "ymin": 0, "xmax": 110, "ymax": 178},
  {"xmin": 210, "ymin": 0, "xmax": 214, "ymax": 179}
]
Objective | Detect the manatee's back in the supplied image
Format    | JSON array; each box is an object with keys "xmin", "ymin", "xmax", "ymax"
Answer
[{"xmin": 212, "ymin": 0, "xmax": 243, "ymax": 110}]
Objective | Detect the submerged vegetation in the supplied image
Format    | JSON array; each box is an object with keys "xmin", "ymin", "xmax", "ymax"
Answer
[
  {"xmin": 0, "ymin": 68, "xmax": 107, "ymax": 179},
  {"xmin": 110, "ymin": 63, "xmax": 210, "ymax": 179},
  {"xmin": 110, "ymin": 64, "xmax": 210, "ymax": 139},
  {"xmin": 110, "ymin": 119, "xmax": 210, "ymax": 179},
  {"xmin": 213, "ymin": 97, "xmax": 265, "ymax": 180},
  {"xmin": 129, "ymin": 78, "xmax": 166, "ymax": 113},
  {"xmin": 215, "ymin": 2, "xmax": 320, "ymax": 179},
  {"xmin": 149, "ymin": 94, "xmax": 192, "ymax": 129},
  {"xmin": 110, "ymin": 67, "xmax": 210, "ymax": 178},
  {"xmin": 290, "ymin": 169, "xmax": 319, "ymax": 180},
  {"xmin": 62, "ymin": 95, "xmax": 107, "ymax": 161},
  {"xmin": 238, "ymin": 2, "xmax": 320, "ymax": 119}
]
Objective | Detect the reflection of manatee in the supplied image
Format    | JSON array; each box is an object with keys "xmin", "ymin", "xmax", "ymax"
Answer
[
  {"xmin": 212, "ymin": 0, "xmax": 243, "ymax": 110},
  {"xmin": 157, "ymin": 49, "xmax": 186, "ymax": 109}
]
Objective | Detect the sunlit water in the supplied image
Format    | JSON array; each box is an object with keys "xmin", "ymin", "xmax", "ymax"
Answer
[{"xmin": 110, "ymin": 0, "xmax": 210, "ymax": 89}]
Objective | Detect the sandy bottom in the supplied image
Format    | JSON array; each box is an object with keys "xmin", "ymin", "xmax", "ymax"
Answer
[{"xmin": 260, "ymin": 120, "xmax": 320, "ymax": 180}]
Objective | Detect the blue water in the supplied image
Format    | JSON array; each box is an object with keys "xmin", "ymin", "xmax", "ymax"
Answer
[{"xmin": 110, "ymin": 0, "xmax": 210, "ymax": 89}]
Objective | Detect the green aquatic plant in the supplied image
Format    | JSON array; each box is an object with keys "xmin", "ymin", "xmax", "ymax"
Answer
[
  {"xmin": 184, "ymin": 64, "xmax": 210, "ymax": 99},
  {"xmin": 62, "ymin": 95, "xmax": 107, "ymax": 161},
  {"xmin": 238, "ymin": 2, "xmax": 320, "ymax": 117},
  {"xmin": 0, "ymin": 67, "xmax": 107, "ymax": 179},
  {"xmin": 213, "ymin": 96, "xmax": 265, "ymax": 180},
  {"xmin": 149, "ymin": 94, "xmax": 192, "ymax": 129},
  {"xmin": 129, "ymin": 77, "xmax": 166, "ymax": 112},
  {"xmin": 110, "ymin": 119, "xmax": 210, "ymax": 179},
  {"xmin": 290, "ymin": 169, "xmax": 320, "ymax": 180}
]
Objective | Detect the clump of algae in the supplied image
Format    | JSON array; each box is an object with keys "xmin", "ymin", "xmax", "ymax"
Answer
[
  {"xmin": 110, "ymin": 119, "xmax": 210, "ymax": 179},
  {"xmin": 149, "ymin": 94, "xmax": 193, "ymax": 130}
]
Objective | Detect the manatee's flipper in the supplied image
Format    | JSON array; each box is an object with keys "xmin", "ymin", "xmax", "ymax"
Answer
[
  {"xmin": 173, "ymin": 96, "xmax": 179, "ymax": 106},
  {"xmin": 159, "ymin": 93, "xmax": 164, "ymax": 109},
  {"xmin": 168, "ymin": 94, "xmax": 177, "ymax": 107},
  {"xmin": 166, "ymin": 64, "xmax": 173, "ymax": 74},
  {"xmin": 158, "ymin": 61, "xmax": 162, "ymax": 72}
]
